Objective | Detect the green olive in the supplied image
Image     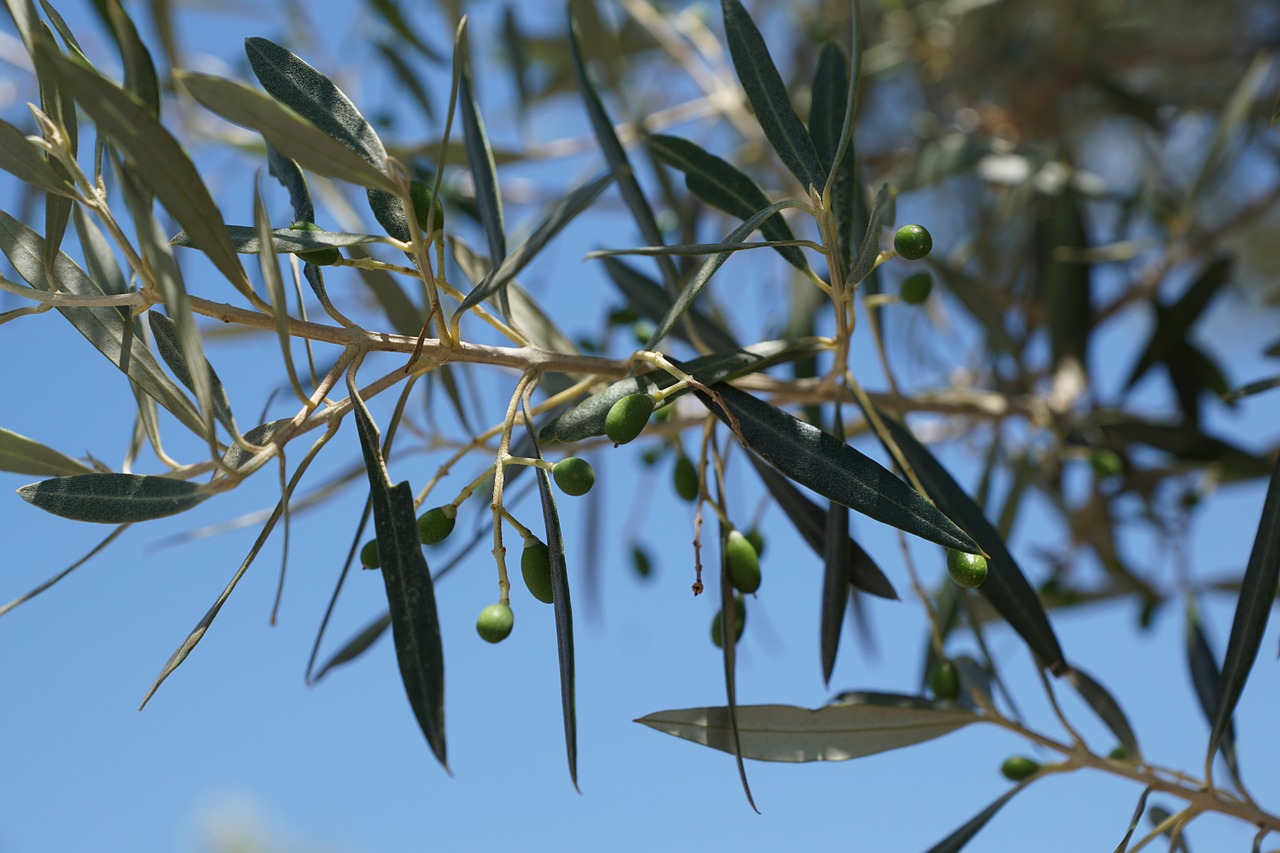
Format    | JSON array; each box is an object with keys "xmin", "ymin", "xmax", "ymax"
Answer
[
  {"xmin": 1108, "ymin": 746, "xmax": 1129, "ymax": 761},
  {"xmin": 409, "ymin": 179, "xmax": 446, "ymax": 238},
  {"xmin": 899, "ymin": 271, "xmax": 933, "ymax": 305},
  {"xmin": 552, "ymin": 457, "xmax": 595, "ymax": 496},
  {"xmin": 476, "ymin": 602, "xmax": 514, "ymax": 643},
  {"xmin": 1089, "ymin": 448, "xmax": 1124, "ymax": 480},
  {"xmin": 725, "ymin": 530, "xmax": 761, "ymax": 594},
  {"xmin": 744, "ymin": 528, "xmax": 765, "ymax": 558},
  {"xmin": 711, "ymin": 594, "xmax": 747, "ymax": 648},
  {"xmin": 359, "ymin": 538, "xmax": 380, "ymax": 569},
  {"xmin": 947, "ymin": 550, "xmax": 988, "ymax": 589},
  {"xmin": 673, "ymin": 453, "xmax": 699, "ymax": 502},
  {"xmin": 521, "ymin": 537, "xmax": 554, "ymax": 604},
  {"xmin": 893, "ymin": 224, "xmax": 933, "ymax": 261},
  {"xmin": 631, "ymin": 544, "xmax": 653, "ymax": 579},
  {"xmin": 289, "ymin": 220, "xmax": 340, "ymax": 266},
  {"xmin": 1000, "ymin": 756, "xmax": 1041, "ymax": 781},
  {"xmin": 605, "ymin": 393, "xmax": 655, "ymax": 445},
  {"xmin": 417, "ymin": 505, "xmax": 457, "ymax": 545},
  {"xmin": 929, "ymin": 658, "xmax": 961, "ymax": 701}
]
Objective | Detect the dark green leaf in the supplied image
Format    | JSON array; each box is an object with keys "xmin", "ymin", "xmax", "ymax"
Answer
[
  {"xmin": 698, "ymin": 384, "xmax": 979, "ymax": 553},
  {"xmin": 459, "ymin": 48, "xmax": 507, "ymax": 269},
  {"xmin": 0, "ymin": 210, "xmax": 208, "ymax": 439},
  {"xmin": 543, "ymin": 339, "xmax": 816, "ymax": 443},
  {"xmin": 568, "ymin": 0, "xmax": 678, "ymax": 290},
  {"xmin": 600, "ymin": 256, "xmax": 738, "ymax": 353},
  {"xmin": 312, "ymin": 611, "xmax": 392, "ymax": 682},
  {"xmin": 1038, "ymin": 188, "xmax": 1093, "ymax": 375},
  {"xmin": 718, "ymin": 519, "xmax": 757, "ymax": 811},
  {"xmin": 43, "ymin": 48, "xmax": 255, "ymax": 299},
  {"xmin": 1065, "ymin": 664, "xmax": 1141, "ymax": 759},
  {"xmin": 17, "ymin": 473, "xmax": 206, "ymax": 523},
  {"xmin": 171, "ymin": 225, "xmax": 384, "ymax": 255},
  {"xmin": 1111, "ymin": 787, "xmax": 1153, "ymax": 853},
  {"xmin": 1096, "ymin": 417, "xmax": 1269, "ymax": 479},
  {"xmin": 872, "ymin": 407, "xmax": 1068, "ymax": 675},
  {"xmin": 848, "ymin": 183, "xmax": 889, "ymax": 286},
  {"xmin": 637, "ymin": 692, "xmax": 979, "ymax": 763},
  {"xmin": 147, "ymin": 311, "xmax": 237, "ymax": 436},
  {"xmin": 0, "ymin": 116, "xmax": 78, "ymax": 197},
  {"xmin": 821, "ymin": 405, "xmax": 852, "ymax": 684},
  {"xmin": 374, "ymin": 41, "xmax": 436, "ymax": 122},
  {"xmin": 747, "ymin": 453, "xmax": 897, "ymax": 599},
  {"xmin": 0, "ymin": 427, "xmax": 92, "ymax": 476},
  {"xmin": 647, "ymin": 133, "xmax": 807, "ymax": 271},
  {"xmin": 348, "ymin": 377, "xmax": 448, "ymax": 770},
  {"xmin": 924, "ymin": 782, "xmax": 1030, "ymax": 853},
  {"xmin": 1208, "ymin": 456, "xmax": 1280, "ymax": 773},
  {"xmin": 644, "ymin": 199, "xmax": 804, "ymax": 351},
  {"xmin": 1185, "ymin": 601, "xmax": 1240, "ymax": 783},
  {"xmin": 1124, "ymin": 256, "xmax": 1232, "ymax": 391},
  {"xmin": 520, "ymin": 395, "xmax": 578, "ymax": 791},
  {"xmin": 720, "ymin": 0, "xmax": 824, "ymax": 191},
  {"xmin": 221, "ymin": 419, "xmax": 292, "ymax": 470},
  {"xmin": 101, "ymin": 0, "xmax": 160, "ymax": 117},
  {"xmin": 452, "ymin": 170, "xmax": 612, "ymax": 319},
  {"xmin": 368, "ymin": 0, "xmax": 443, "ymax": 61},
  {"xmin": 265, "ymin": 143, "xmax": 315, "ymax": 224},
  {"xmin": 176, "ymin": 71, "xmax": 398, "ymax": 194},
  {"xmin": 809, "ymin": 42, "xmax": 855, "ymax": 278}
]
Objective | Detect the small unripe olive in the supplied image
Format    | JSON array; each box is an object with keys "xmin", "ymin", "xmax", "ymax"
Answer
[
  {"xmin": 632, "ymin": 321, "xmax": 656, "ymax": 347},
  {"xmin": 947, "ymin": 550, "xmax": 988, "ymax": 589},
  {"xmin": 476, "ymin": 602, "xmax": 514, "ymax": 643},
  {"xmin": 521, "ymin": 537, "xmax": 554, "ymax": 604},
  {"xmin": 929, "ymin": 658, "xmax": 960, "ymax": 701},
  {"xmin": 1000, "ymin": 755, "xmax": 1041, "ymax": 781},
  {"xmin": 605, "ymin": 393, "xmax": 655, "ymax": 445},
  {"xmin": 711, "ymin": 594, "xmax": 747, "ymax": 649},
  {"xmin": 1089, "ymin": 448, "xmax": 1124, "ymax": 480},
  {"xmin": 744, "ymin": 528, "xmax": 765, "ymax": 558},
  {"xmin": 631, "ymin": 544, "xmax": 653, "ymax": 579},
  {"xmin": 417, "ymin": 505, "xmax": 457, "ymax": 545},
  {"xmin": 894, "ymin": 224, "xmax": 933, "ymax": 260},
  {"xmin": 725, "ymin": 530, "xmax": 761, "ymax": 594},
  {"xmin": 1108, "ymin": 746, "xmax": 1129, "ymax": 761},
  {"xmin": 409, "ymin": 179, "xmax": 446, "ymax": 238},
  {"xmin": 673, "ymin": 454, "xmax": 699, "ymax": 502},
  {"xmin": 899, "ymin": 271, "xmax": 933, "ymax": 305},
  {"xmin": 552, "ymin": 457, "xmax": 595, "ymax": 496},
  {"xmin": 359, "ymin": 538, "xmax": 380, "ymax": 569},
  {"xmin": 289, "ymin": 220, "xmax": 340, "ymax": 266}
]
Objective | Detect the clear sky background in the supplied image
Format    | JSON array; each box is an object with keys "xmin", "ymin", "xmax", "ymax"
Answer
[{"xmin": 1, "ymin": 2, "xmax": 1278, "ymax": 852}]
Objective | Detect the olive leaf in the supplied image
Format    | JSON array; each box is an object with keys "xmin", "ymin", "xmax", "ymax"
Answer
[
  {"xmin": 717, "ymin": 519, "xmax": 757, "ymax": 812},
  {"xmin": 696, "ymin": 384, "xmax": 980, "ymax": 553},
  {"xmin": 820, "ymin": 404, "xmax": 853, "ymax": 684},
  {"xmin": 1038, "ymin": 187, "xmax": 1093, "ymax": 377},
  {"xmin": 17, "ymin": 473, "xmax": 207, "ymax": 523},
  {"xmin": 171, "ymin": 225, "xmax": 386, "ymax": 255},
  {"xmin": 923, "ymin": 781, "xmax": 1032, "ymax": 853},
  {"xmin": 0, "ymin": 116, "xmax": 78, "ymax": 198},
  {"xmin": 1185, "ymin": 601, "xmax": 1241, "ymax": 785},
  {"xmin": 600, "ymin": 256, "xmax": 739, "ymax": 353},
  {"xmin": 809, "ymin": 41, "xmax": 856, "ymax": 278},
  {"xmin": 1065, "ymin": 665, "xmax": 1141, "ymax": 760},
  {"xmin": 0, "ymin": 427, "xmax": 91, "ymax": 477},
  {"xmin": 1124, "ymin": 256, "xmax": 1232, "ymax": 392},
  {"xmin": 312, "ymin": 611, "xmax": 392, "ymax": 683},
  {"xmin": 99, "ymin": 0, "xmax": 160, "ymax": 117},
  {"xmin": 636, "ymin": 692, "xmax": 980, "ymax": 763},
  {"xmin": 147, "ymin": 311, "xmax": 237, "ymax": 437}
]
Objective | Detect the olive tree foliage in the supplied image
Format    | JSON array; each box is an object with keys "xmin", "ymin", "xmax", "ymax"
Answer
[{"xmin": 1, "ymin": 0, "xmax": 1279, "ymax": 847}]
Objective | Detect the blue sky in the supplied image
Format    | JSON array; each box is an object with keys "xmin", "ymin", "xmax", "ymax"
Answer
[{"xmin": 1, "ymin": 1, "xmax": 1279, "ymax": 851}]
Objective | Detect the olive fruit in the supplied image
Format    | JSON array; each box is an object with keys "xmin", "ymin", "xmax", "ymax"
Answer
[
  {"xmin": 1000, "ymin": 756, "xmax": 1041, "ymax": 781},
  {"xmin": 631, "ymin": 544, "xmax": 653, "ymax": 579},
  {"xmin": 1108, "ymin": 746, "xmax": 1129, "ymax": 761},
  {"xmin": 725, "ymin": 530, "xmax": 761, "ymax": 594},
  {"xmin": 947, "ymin": 550, "xmax": 989, "ymax": 589},
  {"xmin": 899, "ymin": 271, "xmax": 933, "ymax": 305},
  {"xmin": 476, "ymin": 602, "xmax": 514, "ymax": 643},
  {"xmin": 929, "ymin": 658, "xmax": 961, "ymax": 701},
  {"xmin": 521, "ymin": 537, "xmax": 554, "ymax": 604},
  {"xmin": 673, "ymin": 454, "xmax": 699, "ymax": 502},
  {"xmin": 893, "ymin": 224, "xmax": 933, "ymax": 260},
  {"xmin": 744, "ymin": 528, "xmax": 765, "ymax": 558},
  {"xmin": 359, "ymin": 539, "xmax": 380, "ymax": 569},
  {"xmin": 711, "ymin": 594, "xmax": 747, "ymax": 649},
  {"xmin": 409, "ymin": 179, "xmax": 446, "ymax": 238},
  {"xmin": 289, "ymin": 220, "xmax": 340, "ymax": 266},
  {"xmin": 605, "ymin": 393, "xmax": 655, "ymax": 445},
  {"xmin": 552, "ymin": 457, "xmax": 595, "ymax": 496},
  {"xmin": 417, "ymin": 505, "xmax": 457, "ymax": 545},
  {"xmin": 1089, "ymin": 448, "xmax": 1124, "ymax": 480}
]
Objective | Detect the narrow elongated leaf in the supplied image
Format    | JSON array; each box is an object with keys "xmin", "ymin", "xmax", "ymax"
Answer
[
  {"xmin": 18, "ymin": 473, "xmax": 206, "ymax": 523},
  {"xmin": 101, "ymin": 0, "xmax": 160, "ymax": 117},
  {"xmin": 148, "ymin": 311, "xmax": 237, "ymax": 436},
  {"xmin": 568, "ymin": 0, "xmax": 678, "ymax": 290},
  {"xmin": 1039, "ymin": 188, "xmax": 1093, "ymax": 375},
  {"xmin": 221, "ymin": 419, "xmax": 292, "ymax": 470},
  {"xmin": 720, "ymin": 0, "xmax": 824, "ymax": 191},
  {"xmin": 453, "ymin": 170, "xmax": 612, "ymax": 319},
  {"xmin": 1096, "ymin": 417, "xmax": 1268, "ymax": 479},
  {"xmin": 0, "ymin": 427, "xmax": 91, "ymax": 476},
  {"xmin": 460, "ymin": 49, "xmax": 506, "ymax": 267},
  {"xmin": 717, "ymin": 519, "xmax": 757, "ymax": 811},
  {"xmin": 1125, "ymin": 256, "xmax": 1232, "ymax": 391},
  {"xmin": 924, "ymin": 781, "xmax": 1030, "ymax": 853},
  {"xmin": 0, "ymin": 211, "xmax": 208, "ymax": 439},
  {"xmin": 521, "ymin": 396, "xmax": 578, "ymax": 791},
  {"xmin": 313, "ymin": 611, "xmax": 391, "ymax": 682},
  {"xmin": 43, "ymin": 49, "xmax": 254, "ymax": 299},
  {"xmin": 1185, "ymin": 601, "xmax": 1240, "ymax": 782},
  {"xmin": 873, "ymin": 407, "xmax": 1068, "ymax": 675},
  {"xmin": 821, "ymin": 405, "xmax": 852, "ymax": 684},
  {"xmin": 543, "ymin": 339, "xmax": 816, "ymax": 442},
  {"xmin": 848, "ymin": 183, "xmax": 890, "ymax": 286},
  {"xmin": 171, "ymin": 225, "xmax": 384, "ymax": 255},
  {"xmin": 636, "ymin": 692, "xmax": 979, "ymax": 763},
  {"xmin": 809, "ymin": 42, "xmax": 855, "ymax": 278},
  {"xmin": 644, "ymin": 199, "xmax": 804, "ymax": 351},
  {"xmin": 1208, "ymin": 456, "xmax": 1280, "ymax": 770},
  {"xmin": 747, "ymin": 453, "xmax": 897, "ymax": 599},
  {"xmin": 600, "ymin": 256, "xmax": 738, "ymax": 353},
  {"xmin": 647, "ymin": 133, "xmax": 807, "ymax": 271},
  {"xmin": 0, "ymin": 116, "xmax": 78, "ymax": 197},
  {"xmin": 1065, "ymin": 665, "xmax": 1141, "ymax": 759},
  {"xmin": 697, "ymin": 384, "xmax": 979, "ymax": 552},
  {"xmin": 1112, "ymin": 787, "xmax": 1154, "ymax": 853},
  {"xmin": 348, "ymin": 378, "xmax": 448, "ymax": 770},
  {"xmin": 266, "ymin": 143, "xmax": 315, "ymax": 223},
  {"xmin": 0, "ymin": 523, "xmax": 128, "ymax": 619}
]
